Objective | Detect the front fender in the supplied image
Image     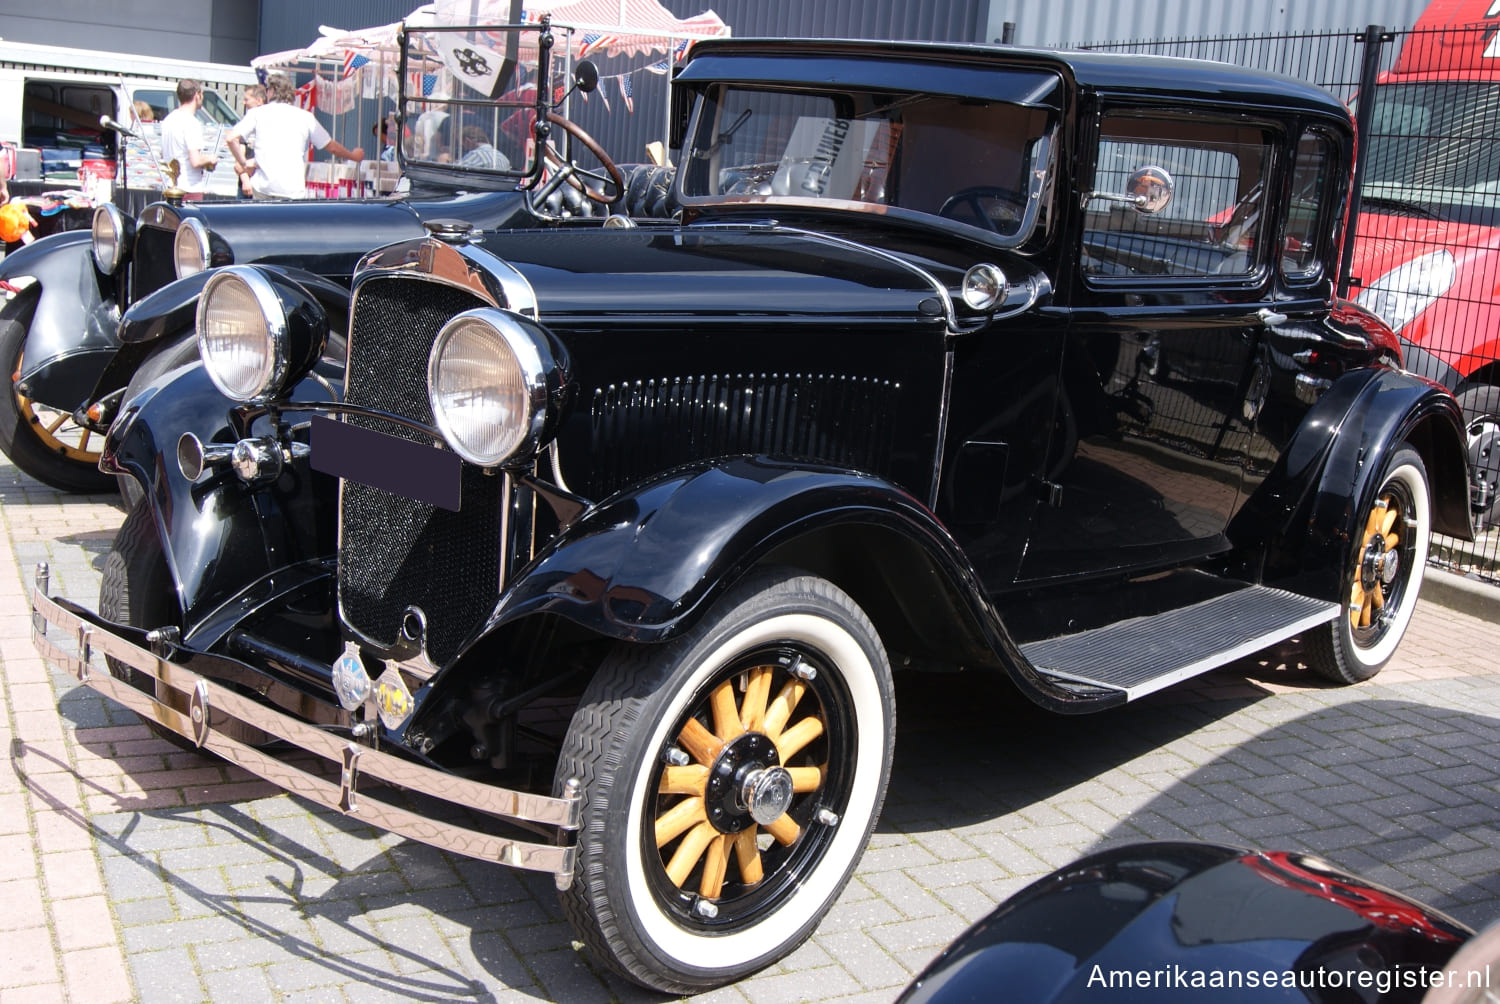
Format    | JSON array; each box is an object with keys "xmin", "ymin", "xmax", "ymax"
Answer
[
  {"xmin": 1242, "ymin": 366, "xmax": 1471, "ymax": 597},
  {"xmin": 427, "ymin": 456, "xmax": 1118, "ymax": 718},
  {"xmin": 101, "ymin": 361, "xmax": 339, "ymax": 635},
  {"xmin": 1, "ymin": 229, "xmax": 121, "ymax": 409}
]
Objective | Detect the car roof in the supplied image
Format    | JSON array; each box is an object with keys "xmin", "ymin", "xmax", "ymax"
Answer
[{"xmin": 678, "ymin": 36, "xmax": 1352, "ymax": 122}]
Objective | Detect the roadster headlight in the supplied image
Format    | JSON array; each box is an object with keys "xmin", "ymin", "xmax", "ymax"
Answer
[
  {"xmin": 91, "ymin": 204, "xmax": 128, "ymax": 274},
  {"xmin": 197, "ymin": 266, "xmax": 327, "ymax": 404},
  {"xmin": 174, "ymin": 218, "xmax": 212, "ymax": 279},
  {"xmin": 428, "ymin": 309, "xmax": 554, "ymax": 467},
  {"xmin": 1355, "ymin": 249, "xmax": 1456, "ymax": 334}
]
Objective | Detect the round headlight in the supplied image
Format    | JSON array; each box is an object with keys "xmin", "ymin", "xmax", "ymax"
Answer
[
  {"xmin": 962, "ymin": 263, "xmax": 1009, "ymax": 311},
  {"xmin": 196, "ymin": 268, "xmax": 286, "ymax": 402},
  {"xmin": 91, "ymin": 204, "xmax": 127, "ymax": 274},
  {"xmin": 427, "ymin": 309, "xmax": 549, "ymax": 467},
  {"xmin": 174, "ymin": 218, "xmax": 212, "ymax": 279}
]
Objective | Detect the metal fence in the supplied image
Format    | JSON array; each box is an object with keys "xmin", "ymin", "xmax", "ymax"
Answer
[{"xmin": 1081, "ymin": 25, "xmax": 1500, "ymax": 583}]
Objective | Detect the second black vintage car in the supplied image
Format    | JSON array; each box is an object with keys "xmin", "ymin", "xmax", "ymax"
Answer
[{"xmin": 32, "ymin": 27, "xmax": 1474, "ymax": 994}]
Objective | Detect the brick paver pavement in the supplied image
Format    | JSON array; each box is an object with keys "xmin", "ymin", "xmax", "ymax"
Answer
[{"xmin": 4, "ymin": 453, "xmax": 1500, "ymax": 1002}]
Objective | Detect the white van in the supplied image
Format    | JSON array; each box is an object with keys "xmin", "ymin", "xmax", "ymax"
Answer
[{"xmin": 0, "ymin": 40, "xmax": 257, "ymax": 199}]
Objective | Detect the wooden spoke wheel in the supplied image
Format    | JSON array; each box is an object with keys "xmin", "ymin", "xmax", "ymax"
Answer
[
  {"xmin": 556, "ymin": 569, "xmax": 894, "ymax": 993},
  {"xmin": 1309, "ymin": 444, "xmax": 1430, "ymax": 684}
]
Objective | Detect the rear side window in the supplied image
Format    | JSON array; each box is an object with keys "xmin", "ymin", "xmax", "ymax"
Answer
[
  {"xmin": 1282, "ymin": 129, "xmax": 1335, "ymax": 281},
  {"xmin": 1083, "ymin": 112, "xmax": 1275, "ymax": 280}
]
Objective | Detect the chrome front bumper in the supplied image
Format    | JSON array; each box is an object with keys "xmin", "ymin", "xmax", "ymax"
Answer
[{"xmin": 30, "ymin": 564, "xmax": 580, "ymax": 889}]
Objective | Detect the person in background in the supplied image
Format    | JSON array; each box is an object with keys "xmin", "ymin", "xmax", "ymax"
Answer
[
  {"xmin": 237, "ymin": 85, "xmax": 266, "ymax": 197},
  {"xmin": 158, "ymin": 79, "xmax": 218, "ymax": 196},
  {"xmin": 458, "ymin": 125, "xmax": 511, "ymax": 170},
  {"xmin": 225, "ymin": 74, "xmax": 363, "ymax": 199},
  {"xmin": 132, "ymin": 100, "xmax": 156, "ymax": 123}
]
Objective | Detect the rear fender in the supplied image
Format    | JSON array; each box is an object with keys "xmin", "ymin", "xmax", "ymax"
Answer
[
  {"xmin": 417, "ymin": 457, "xmax": 1123, "ymax": 724},
  {"xmin": 101, "ymin": 361, "xmax": 339, "ymax": 636},
  {"xmin": 1242, "ymin": 366, "xmax": 1470, "ymax": 596},
  {"xmin": 1, "ymin": 229, "xmax": 121, "ymax": 409}
]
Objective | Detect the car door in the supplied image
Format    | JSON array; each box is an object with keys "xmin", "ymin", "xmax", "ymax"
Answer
[{"xmin": 1018, "ymin": 105, "xmax": 1289, "ymax": 582}]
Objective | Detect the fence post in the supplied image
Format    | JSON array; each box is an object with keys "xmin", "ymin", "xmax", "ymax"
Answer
[{"xmin": 1339, "ymin": 24, "xmax": 1391, "ymax": 299}]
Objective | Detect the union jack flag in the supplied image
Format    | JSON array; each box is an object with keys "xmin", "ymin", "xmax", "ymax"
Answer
[{"xmin": 341, "ymin": 52, "xmax": 370, "ymax": 79}]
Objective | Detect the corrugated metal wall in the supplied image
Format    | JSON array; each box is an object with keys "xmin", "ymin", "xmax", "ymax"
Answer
[{"xmin": 982, "ymin": 0, "xmax": 1432, "ymax": 47}]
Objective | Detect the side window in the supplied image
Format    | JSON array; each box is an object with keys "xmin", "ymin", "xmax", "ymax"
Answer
[
  {"xmin": 1083, "ymin": 113, "xmax": 1275, "ymax": 279},
  {"xmin": 1282, "ymin": 129, "xmax": 1335, "ymax": 280}
]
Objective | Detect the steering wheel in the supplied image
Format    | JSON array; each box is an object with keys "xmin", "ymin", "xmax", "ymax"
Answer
[
  {"xmin": 532, "ymin": 112, "xmax": 624, "ymax": 207},
  {"xmin": 939, "ymin": 186, "xmax": 1027, "ymax": 233}
]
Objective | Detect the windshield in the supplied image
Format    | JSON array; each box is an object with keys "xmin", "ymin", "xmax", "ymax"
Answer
[
  {"xmin": 1361, "ymin": 81, "xmax": 1500, "ymax": 227},
  {"xmin": 399, "ymin": 24, "xmax": 567, "ymax": 181},
  {"xmin": 680, "ymin": 83, "xmax": 1057, "ymax": 245}
]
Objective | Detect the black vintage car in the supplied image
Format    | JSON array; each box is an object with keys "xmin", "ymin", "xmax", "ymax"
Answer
[
  {"xmin": 31, "ymin": 31, "xmax": 1475, "ymax": 994},
  {"xmin": 0, "ymin": 18, "xmax": 625, "ymax": 493},
  {"xmin": 896, "ymin": 841, "xmax": 1478, "ymax": 1003}
]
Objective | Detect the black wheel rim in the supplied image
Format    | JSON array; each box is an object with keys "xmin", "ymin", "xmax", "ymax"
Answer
[{"xmin": 642, "ymin": 643, "xmax": 858, "ymax": 931}]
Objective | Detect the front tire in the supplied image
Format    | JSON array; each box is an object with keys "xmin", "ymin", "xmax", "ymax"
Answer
[
  {"xmin": 1307, "ymin": 444, "xmax": 1430, "ymax": 684},
  {"xmin": 556, "ymin": 568, "xmax": 894, "ymax": 993},
  {"xmin": 1457, "ymin": 385, "xmax": 1500, "ymax": 531}
]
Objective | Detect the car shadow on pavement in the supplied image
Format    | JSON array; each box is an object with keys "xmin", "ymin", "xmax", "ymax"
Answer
[{"xmin": 886, "ymin": 667, "xmax": 1500, "ymax": 931}]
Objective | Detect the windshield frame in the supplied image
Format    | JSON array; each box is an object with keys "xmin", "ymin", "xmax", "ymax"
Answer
[{"xmin": 676, "ymin": 79, "xmax": 1061, "ymax": 249}]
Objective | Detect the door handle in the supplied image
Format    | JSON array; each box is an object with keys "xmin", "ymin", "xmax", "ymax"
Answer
[{"xmin": 1257, "ymin": 307, "xmax": 1287, "ymax": 328}]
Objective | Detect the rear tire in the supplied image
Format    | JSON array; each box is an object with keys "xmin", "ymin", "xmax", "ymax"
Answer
[
  {"xmin": 1307, "ymin": 445, "xmax": 1430, "ymax": 684},
  {"xmin": 555, "ymin": 568, "xmax": 894, "ymax": 993}
]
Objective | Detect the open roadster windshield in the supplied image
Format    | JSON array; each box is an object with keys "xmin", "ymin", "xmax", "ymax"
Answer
[
  {"xmin": 680, "ymin": 83, "xmax": 1057, "ymax": 244},
  {"xmin": 399, "ymin": 24, "xmax": 563, "ymax": 181}
]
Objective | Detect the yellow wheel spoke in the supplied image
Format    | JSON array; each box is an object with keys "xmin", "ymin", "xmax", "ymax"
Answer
[
  {"xmin": 78, "ymin": 428, "xmax": 92, "ymax": 451},
  {"xmin": 1380, "ymin": 507, "xmax": 1399, "ymax": 537},
  {"xmin": 733, "ymin": 828, "xmax": 763, "ymax": 885},
  {"xmin": 787, "ymin": 765, "xmax": 824, "ymax": 793},
  {"xmin": 700, "ymin": 834, "xmax": 731, "ymax": 899},
  {"xmin": 665, "ymin": 821, "xmax": 718, "ymax": 887},
  {"xmin": 710, "ymin": 680, "xmax": 744, "ymax": 741},
  {"xmin": 764, "ymin": 813, "xmax": 800, "ymax": 846},
  {"xmin": 655, "ymin": 796, "xmax": 707, "ymax": 847},
  {"xmin": 44, "ymin": 411, "xmax": 68, "ymax": 435},
  {"xmin": 1349, "ymin": 581, "xmax": 1365, "ymax": 630},
  {"xmin": 741, "ymin": 665, "xmax": 773, "ymax": 732},
  {"xmin": 1369, "ymin": 581, "xmax": 1384, "ymax": 612},
  {"xmin": 776, "ymin": 715, "xmax": 825, "ymax": 761},
  {"xmin": 1364, "ymin": 504, "xmax": 1385, "ymax": 538},
  {"xmin": 677, "ymin": 717, "xmax": 723, "ymax": 766},
  {"xmin": 659, "ymin": 765, "xmax": 708, "ymax": 795},
  {"xmin": 762, "ymin": 678, "xmax": 807, "ymax": 741}
]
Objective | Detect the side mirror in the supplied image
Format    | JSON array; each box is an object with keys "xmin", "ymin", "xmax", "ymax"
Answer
[{"xmin": 573, "ymin": 60, "xmax": 599, "ymax": 95}]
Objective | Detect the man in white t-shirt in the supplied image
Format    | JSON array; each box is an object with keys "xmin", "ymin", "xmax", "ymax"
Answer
[
  {"xmin": 158, "ymin": 79, "xmax": 218, "ymax": 195},
  {"xmin": 225, "ymin": 74, "xmax": 364, "ymax": 199}
]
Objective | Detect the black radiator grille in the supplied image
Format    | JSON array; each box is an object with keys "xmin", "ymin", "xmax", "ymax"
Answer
[
  {"xmin": 588, "ymin": 373, "xmax": 900, "ymax": 498},
  {"xmin": 338, "ymin": 277, "xmax": 502, "ymax": 666},
  {"xmin": 129, "ymin": 226, "xmax": 177, "ymax": 303}
]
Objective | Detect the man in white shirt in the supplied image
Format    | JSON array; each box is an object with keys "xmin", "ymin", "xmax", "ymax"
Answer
[
  {"xmin": 225, "ymin": 74, "xmax": 364, "ymax": 199},
  {"xmin": 158, "ymin": 79, "xmax": 218, "ymax": 196}
]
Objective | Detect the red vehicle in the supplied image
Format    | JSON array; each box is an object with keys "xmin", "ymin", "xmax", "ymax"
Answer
[{"xmin": 1348, "ymin": 0, "xmax": 1500, "ymax": 527}]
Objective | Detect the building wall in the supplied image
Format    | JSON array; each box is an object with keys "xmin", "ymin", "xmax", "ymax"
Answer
[
  {"xmin": 0, "ymin": 0, "xmax": 260, "ymax": 65},
  {"xmin": 981, "ymin": 0, "xmax": 1433, "ymax": 47}
]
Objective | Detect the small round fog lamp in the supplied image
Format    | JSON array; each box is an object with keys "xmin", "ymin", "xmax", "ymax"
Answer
[{"xmin": 962, "ymin": 264, "xmax": 1009, "ymax": 311}]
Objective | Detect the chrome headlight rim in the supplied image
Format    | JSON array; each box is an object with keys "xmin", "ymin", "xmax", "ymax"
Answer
[
  {"xmin": 91, "ymin": 203, "xmax": 128, "ymax": 275},
  {"xmin": 427, "ymin": 307, "xmax": 552, "ymax": 468},
  {"xmin": 195, "ymin": 266, "xmax": 290, "ymax": 404},
  {"xmin": 174, "ymin": 218, "xmax": 213, "ymax": 279}
]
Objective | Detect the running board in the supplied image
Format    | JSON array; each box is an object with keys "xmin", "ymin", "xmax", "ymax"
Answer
[{"xmin": 1020, "ymin": 585, "xmax": 1338, "ymax": 701}]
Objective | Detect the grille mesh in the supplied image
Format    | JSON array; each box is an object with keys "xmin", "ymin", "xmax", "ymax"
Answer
[
  {"xmin": 588, "ymin": 373, "xmax": 900, "ymax": 498},
  {"xmin": 339, "ymin": 277, "xmax": 502, "ymax": 666}
]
